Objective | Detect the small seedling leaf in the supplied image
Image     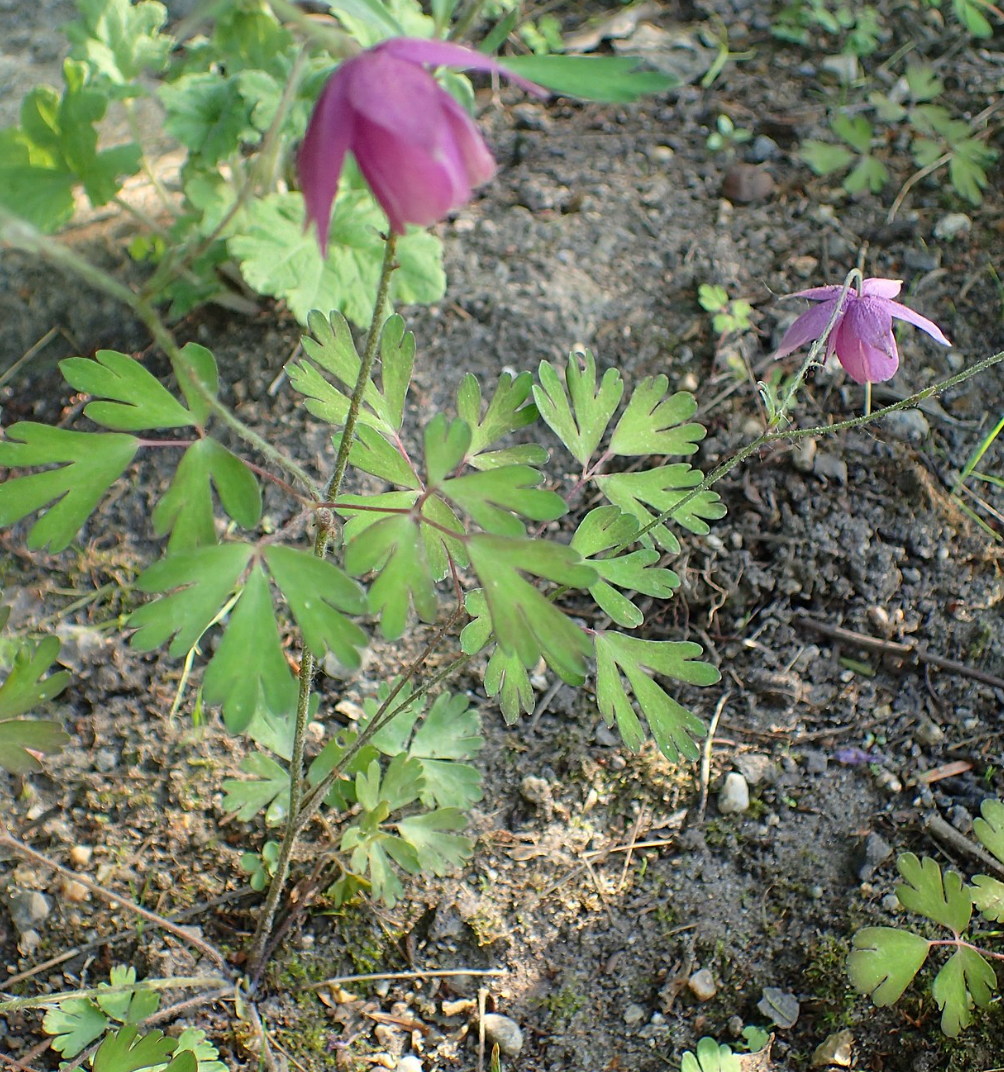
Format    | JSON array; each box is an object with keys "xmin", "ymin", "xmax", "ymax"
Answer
[
  {"xmin": 973, "ymin": 797, "xmax": 1004, "ymax": 865},
  {"xmin": 971, "ymin": 875, "xmax": 1004, "ymax": 922},
  {"xmin": 594, "ymin": 632, "xmax": 716, "ymax": 760},
  {"xmin": 847, "ymin": 926, "xmax": 931, "ymax": 1005},
  {"xmin": 533, "ymin": 351, "xmax": 623, "ymax": 466},
  {"xmin": 679, "ymin": 1037, "xmax": 742, "ymax": 1072},
  {"xmin": 0, "ymin": 424, "xmax": 139, "ymax": 552},
  {"xmin": 844, "ymin": 155, "xmax": 889, "ymax": 194},
  {"xmin": 221, "ymin": 752, "xmax": 290, "ymax": 823},
  {"xmin": 931, "ymin": 945, "xmax": 996, "ymax": 1037},
  {"xmin": 59, "ymin": 350, "xmax": 193, "ymax": 431},
  {"xmin": 43, "ymin": 998, "xmax": 108, "ymax": 1058},
  {"xmin": 97, "ymin": 966, "xmax": 159, "ymax": 1024},
  {"xmin": 895, "ymin": 853, "xmax": 972, "ymax": 933},
  {"xmin": 608, "ymin": 379, "xmax": 705, "ymax": 457}
]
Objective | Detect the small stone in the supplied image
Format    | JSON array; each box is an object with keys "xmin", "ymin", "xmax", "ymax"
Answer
[
  {"xmin": 718, "ymin": 772, "xmax": 750, "ymax": 815},
  {"xmin": 18, "ymin": 929, "xmax": 41, "ymax": 957},
  {"xmin": 857, "ymin": 832, "xmax": 893, "ymax": 881},
  {"xmin": 60, "ymin": 878, "xmax": 89, "ymax": 904},
  {"xmin": 874, "ymin": 768, "xmax": 903, "ymax": 794},
  {"xmin": 758, "ymin": 987, "xmax": 800, "ymax": 1028},
  {"xmin": 792, "ymin": 438, "xmax": 816, "ymax": 473},
  {"xmin": 721, "ymin": 163, "xmax": 775, "ymax": 203},
  {"xmin": 881, "ymin": 893, "xmax": 899, "ymax": 911},
  {"xmin": 520, "ymin": 775, "xmax": 553, "ymax": 811},
  {"xmin": 811, "ymin": 1028, "xmax": 854, "ymax": 1067},
  {"xmin": 821, "ymin": 53, "xmax": 858, "ymax": 82},
  {"xmin": 95, "ymin": 748, "xmax": 118, "ymax": 773},
  {"xmin": 915, "ymin": 718, "xmax": 945, "ymax": 747},
  {"xmin": 803, "ymin": 750, "xmax": 828, "ymax": 775},
  {"xmin": 883, "ymin": 409, "xmax": 930, "ymax": 444},
  {"xmin": 748, "ymin": 134, "xmax": 780, "ymax": 163},
  {"xmin": 813, "ymin": 452, "xmax": 847, "ymax": 484},
  {"xmin": 735, "ymin": 754, "xmax": 776, "ymax": 786},
  {"xmin": 688, "ymin": 968, "xmax": 717, "ymax": 1002},
  {"xmin": 69, "ymin": 845, "xmax": 92, "ymax": 868},
  {"xmin": 396, "ymin": 1058, "xmax": 423, "ymax": 1072},
  {"xmin": 933, "ymin": 213, "xmax": 971, "ymax": 240},
  {"xmin": 482, "ymin": 1014, "xmax": 523, "ymax": 1057},
  {"xmin": 623, "ymin": 1003, "xmax": 647, "ymax": 1025},
  {"xmin": 511, "ymin": 102, "xmax": 551, "ymax": 132},
  {"xmin": 903, "ymin": 248, "xmax": 940, "ymax": 272},
  {"xmin": 8, "ymin": 890, "xmax": 51, "ymax": 933}
]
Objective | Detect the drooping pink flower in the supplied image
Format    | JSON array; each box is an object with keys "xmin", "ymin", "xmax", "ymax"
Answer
[
  {"xmin": 775, "ymin": 277, "xmax": 951, "ymax": 384},
  {"xmin": 299, "ymin": 38, "xmax": 544, "ymax": 252}
]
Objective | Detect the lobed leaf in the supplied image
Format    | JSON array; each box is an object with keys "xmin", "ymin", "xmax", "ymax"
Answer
[
  {"xmin": 0, "ymin": 717, "xmax": 71, "ymax": 775},
  {"xmin": 594, "ymin": 465, "xmax": 726, "ymax": 553},
  {"xmin": 973, "ymin": 798, "xmax": 1004, "ymax": 865},
  {"xmin": 608, "ymin": 379, "xmax": 705, "ymax": 457},
  {"xmin": 456, "ymin": 371, "xmax": 539, "ymax": 462},
  {"xmin": 67, "ymin": 0, "xmax": 172, "ymax": 91},
  {"xmin": 173, "ymin": 342, "xmax": 219, "ymax": 429},
  {"xmin": 44, "ymin": 998, "xmax": 108, "ymax": 1058},
  {"xmin": 396, "ymin": 809, "xmax": 473, "ymax": 874},
  {"xmin": 533, "ymin": 351, "xmax": 623, "ymax": 467},
  {"xmin": 263, "ymin": 545, "xmax": 367, "ymax": 667},
  {"xmin": 0, "ymin": 423, "xmax": 139, "ymax": 552},
  {"xmin": 0, "ymin": 635, "xmax": 70, "ymax": 721},
  {"xmin": 159, "ymin": 73, "xmax": 258, "ymax": 164},
  {"xmin": 467, "ymin": 535, "xmax": 594, "ymax": 684},
  {"xmin": 895, "ymin": 853, "xmax": 972, "ymax": 934},
  {"xmin": 92, "ymin": 1024, "xmax": 178, "ymax": 1072},
  {"xmin": 424, "ymin": 415, "xmax": 472, "ymax": 487},
  {"xmin": 152, "ymin": 439, "xmax": 262, "ymax": 551},
  {"xmin": 932, "ymin": 946, "xmax": 996, "ymax": 1037},
  {"xmin": 847, "ymin": 926, "xmax": 931, "ymax": 1006},
  {"xmin": 441, "ymin": 465, "xmax": 566, "ymax": 536},
  {"xmin": 60, "ymin": 350, "xmax": 193, "ymax": 431},
  {"xmin": 970, "ymin": 875, "xmax": 1004, "ymax": 923},
  {"xmin": 460, "ymin": 589, "xmax": 535, "ymax": 723},
  {"xmin": 594, "ymin": 633, "xmax": 717, "ymax": 760},
  {"xmin": 340, "ymin": 425, "xmax": 422, "ymax": 489},
  {"xmin": 97, "ymin": 966, "xmax": 159, "ymax": 1024},
  {"xmin": 201, "ymin": 565, "xmax": 297, "ymax": 733},
  {"xmin": 221, "ymin": 752, "xmax": 290, "ymax": 824},
  {"xmin": 129, "ymin": 543, "xmax": 253, "ymax": 657}
]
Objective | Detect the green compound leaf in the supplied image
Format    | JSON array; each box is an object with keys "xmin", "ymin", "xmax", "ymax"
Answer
[
  {"xmin": 973, "ymin": 798, "xmax": 1004, "ymax": 866},
  {"xmin": 594, "ymin": 465, "xmax": 726, "ymax": 553},
  {"xmin": 0, "ymin": 424, "xmax": 139, "ymax": 552},
  {"xmin": 66, "ymin": 0, "xmax": 172, "ymax": 92},
  {"xmin": 425, "ymin": 415, "xmax": 472, "ymax": 487},
  {"xmin": 344, "ymin": 513, "xmax": 437, "ymax": 639},
  {"xmin": 129, "ymin": 542, "xmax": 253, "ymax": 656},
  {"xmin": 571, "ymin": 506, "xmax": 680, "ymax": 628},
  {"xmin": 949, "ymin": 146, "xmax": 992, "ymax": 205},
  {"xmin": 679, "ymin": 1036, "xmax": 742, "ymax": 1072},
  {"xmin": 228, "ymin": 191, "xmax": 444, "ymax": 328},
  {"xmin": 341, "ymin": 424, "xmax": 421, "ymax": 488},
  {"xmin": 832, "ymin": 113, "xmax": 874, "ymax": 154},
  {"xmin": 173, "ymin": 342, "xmax": 220, "ymax": 429},
  {"xmin": 456, "ymin": 372, "xmax": 540, "ymax": 465},
  {"xmin": 0, "ymin": 128, "xmax": 76, "ymax": 231},
  {"xmin": 534, "ymin": 350, "xmax": 623, "ymax": 467},
  {"xmin": 201, "ymin": 565, "xmax": 297, "ymax": 733},
  {"xmin": 932, "ymin": 945, "xmax": 997, "ymax": 1037},
  {"xmin": 607, "ymin": 379, "xmax": 705, "ymax": 457},
  {"xmin": 171, "ymin": 1028, "xmax": 227, "ymax": 1072},
  {"xmin": 92, "ymin": 1024, "xmax": 178, "ymax": 1072},
  {"xmin": 799, "ymin": 140, "xmax": 855, "ymax": 177},
  {"xmin": 60, "ymin": 350, "xmax": 194, "ymax": 431},
  {"xmin": 263, "ymin": 544, "xmax": 367, "ymax": 667},
  {"xmin": 396, "ymin": 809, "xmax": 473, "ymax": 874},
  {"xmin": 844, "ymin": 155, "xmax": 889, "ymax": 195},
  {"xmin": 895, "ymin": 853, "xmax": 972, "ymax": 934},
  {"xmin": 159, "ymin": 73, "xmax": 258, "ymax": 165},
  {"xmin": 291, "ymin": 309, "xmax": 415, "ymax": 436},
  {"xmin": 971, "ymin": 876, "xmax": 1004, "ymax": 923},
  {"xmin": 847, "ymin": 926, "xmax": 931, "ymax": 1006},
  {"xmin": 594, "ymin": 633, "xmax": 718, "ymax": 760},
  {"xmin": 97, "ymin": 966, "xmax": 159, "ymax": 1024},
  {"xmin": 221, "ymin": 751, "xmax": 290, "ymax": 824},
  {"xmin": 502, "ymin": 55, "xmax": 678, "ymax": 103},
  {"xmin": 440, "ymin": 465, "xmax": 566, "ymax": 537},
  {"xmin": 460, "ymin": 589, "xmax": 534, "ymax": 723},
  {"xmin": 152, "ymin": 439, "xmax": 262, "ymax": 551},
  {"xmin": 467, "ymin": 534, "xmax": 595, "ymax": 685},
  {"xmin": 43, "ymin": 998, "xmax": 108, "ymax": 1058}
]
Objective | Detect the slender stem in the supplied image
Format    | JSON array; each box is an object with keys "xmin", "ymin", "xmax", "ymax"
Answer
[
  {"xmin": 0, "ymin": 206, "xmax": 320, "ymax": 497},
  {"xmin": 247, "ymin": 235, "xmax": 398, "ymax": 980}
]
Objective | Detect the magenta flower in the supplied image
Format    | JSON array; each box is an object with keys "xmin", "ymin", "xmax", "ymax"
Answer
[
  {"xmin": 775, "ymin": 277, "xmax": 951, "ymax": 384},
  {"xmin": 299, "ymin": 38, "xmax": 544, "ymax": 252}
]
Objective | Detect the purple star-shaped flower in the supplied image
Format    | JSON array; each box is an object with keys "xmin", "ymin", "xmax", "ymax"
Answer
[
  {"xmin": 299, "ymin": 38, "xmax": 545, "ymax": 253},
  {"xmin": 775, "ymin": 277, "xmax": 951, "ymax": 384}
]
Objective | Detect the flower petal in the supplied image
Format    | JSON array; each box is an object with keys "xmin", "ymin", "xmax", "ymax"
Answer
[
  {"xmin": 882, "ymin": 299, "xmax": 952, "ymax": 346},
  {"xmin": 774, "ymin": 300, "xmax": 840, "ymax": 358},
  {"xmin": 861, "ymin": 278, "xmax": 902, "ymax": 299},
  {"xmin": 376, "ymin": 37, "xmax": 548, "ymax": 96},
  {"xmin": 347, "ymin": 51, "xmax": 451, "ymax": 146},
  {"xmin": 835, "ymin": 298, "xmax": 899, "ymax": 383},
  {"xmin": 438, "ymin": 89, "xmax": 497, "ymax": 188},
  {"xmin": 298, "ymin": 69, "xmax": 355, "ymax": 256}
]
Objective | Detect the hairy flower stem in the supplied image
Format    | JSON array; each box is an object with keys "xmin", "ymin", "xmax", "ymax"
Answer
[
  {"xmin": 0, "ymin": 206, "xmax": 320, "ymax": 496},
  {"xmin": 247, "ymin": 236, "xmax": 398, "ymax": 982}
]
